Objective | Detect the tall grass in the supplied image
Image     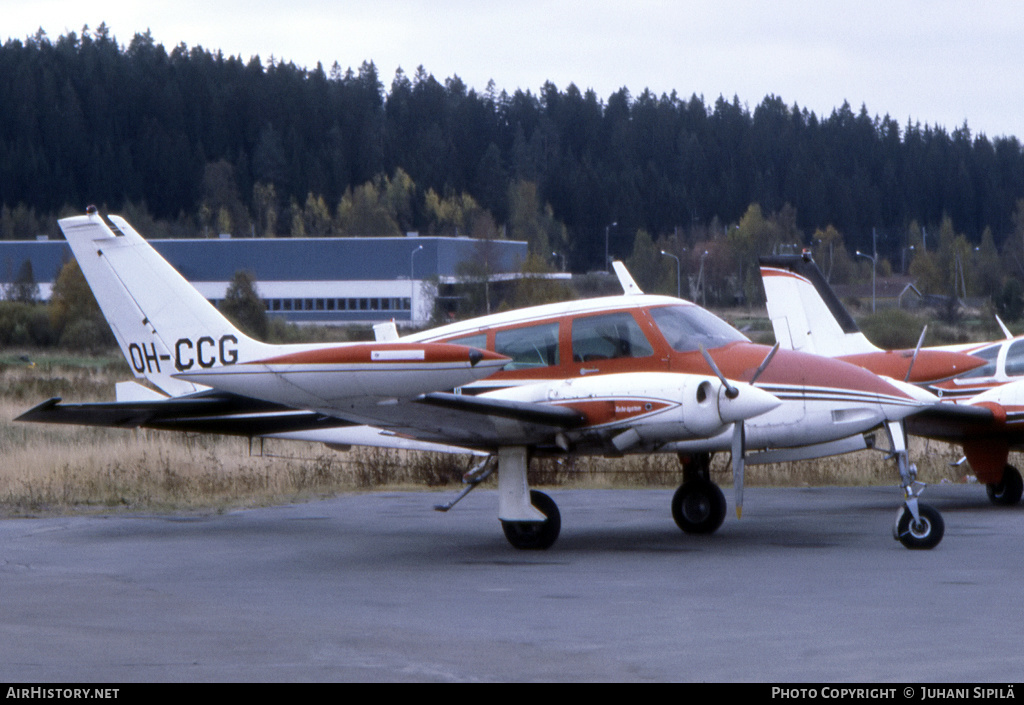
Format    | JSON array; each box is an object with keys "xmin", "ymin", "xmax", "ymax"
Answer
[{"xmin": 0, "ymin": 350, "xmax": 987, "ymax": 516}]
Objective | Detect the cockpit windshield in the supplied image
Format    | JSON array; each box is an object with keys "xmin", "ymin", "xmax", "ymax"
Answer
[{"xmin": 649, "ymin": 305, "xmax": 748, "ymax": 352}]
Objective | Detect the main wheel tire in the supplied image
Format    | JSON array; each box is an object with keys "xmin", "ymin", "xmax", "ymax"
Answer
[
  {"xmin": 501, "ymin": 490, "xmax": 561, "ymax": 550},
  {"xmin": 986, "ymin": 465, "xmax": 1023, "ymax": 506},
  {"xmin": 895, "ymin": 503, "xmax": 944, "ymax": 550},
  {"xmin": 671, "ymin": 480, "xmax": 727, "ymax": 535}
]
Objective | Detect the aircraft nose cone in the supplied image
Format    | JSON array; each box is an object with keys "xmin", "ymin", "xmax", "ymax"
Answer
[{"xmin": 718, "ymin": 382, "xmax": 781, "ymax": 423}]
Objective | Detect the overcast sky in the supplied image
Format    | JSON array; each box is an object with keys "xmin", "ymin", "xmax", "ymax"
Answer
[{"xmin": 6, "ymin": 0, "xmax": 1024, "ymax": 139}]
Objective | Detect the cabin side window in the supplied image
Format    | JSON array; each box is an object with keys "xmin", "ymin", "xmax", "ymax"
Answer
[
  {"xmin": 494, "ymin": 322, "xmax": 560, "ymax": 370},
  {"xmin": 1004, "ymin": 341, "xmax": 1024, "ymax": 377},
  {"xmin": 571, "ymin": 312, "xmax": 653, "ymax": 362},
  {"xmin": 448, "ymin": 333, "xmax": 488, "ymax": 351}
]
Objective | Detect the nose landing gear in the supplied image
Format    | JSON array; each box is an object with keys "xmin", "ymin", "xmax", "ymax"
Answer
[
  {"xmin": 672, "ymin": 453, "xmax": 727, "ymax": 535},
  {"xmin": 887, "ymin": 421, "xmax": 944, "ymax": 550}
]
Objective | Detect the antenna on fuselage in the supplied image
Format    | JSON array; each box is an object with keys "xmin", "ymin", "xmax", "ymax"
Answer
[{"xmin": 611, "ymin": 261, "xmax": 643, "ymax": 296}]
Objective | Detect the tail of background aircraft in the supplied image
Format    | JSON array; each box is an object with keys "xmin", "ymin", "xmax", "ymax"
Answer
[
  {"xmin": 59, "ymin": 211, "xmax": 277, "ymax": 396},
  {"xmin": 758, "ymin": 253, "xmax": 879, "ymax": 357}
]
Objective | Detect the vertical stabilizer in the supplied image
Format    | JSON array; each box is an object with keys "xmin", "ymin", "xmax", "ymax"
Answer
[
  {"xmin": 759, "ymin": 254, "xmax": 879, "ymax": 356},
  {"xmin": 59, "ymin": 212, "xmax": 274, "ymax": 395}
]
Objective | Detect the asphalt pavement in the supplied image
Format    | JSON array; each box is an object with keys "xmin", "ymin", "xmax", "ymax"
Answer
[{"xmin": 1, "ymin": 485, "xmax": 1022, "ymax": 682}]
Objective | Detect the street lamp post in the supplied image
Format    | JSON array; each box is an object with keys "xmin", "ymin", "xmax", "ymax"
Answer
[
  {"xmin": 410, "ymin": 244, "xmax": 423, "ymax": 323},
  {"xmin": 604, "ymin": 221, "xmax": 618, "ymax": 273},
  {"xmin": 902, "ymin": 245, "xmax": 915, "ymax": 275},
  {"xmin": 660, "ymin": 250, "xmax": 681, "ymax": 298},
  {"xmin": 698, "ymin": 250, "xmax": 709, "ymax": 307},
  {"xmin": 856, "ymin": 249, "xmax": 876, "ymax": 313},
  {"xmin": 856, "ymin": 229, "xmax": 878, "ymax": 314}
]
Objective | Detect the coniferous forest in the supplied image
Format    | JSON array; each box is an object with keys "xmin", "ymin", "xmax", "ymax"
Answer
[{"xmin": 4, "ymin": 25, "xmax": 1024, "ymax": 308}]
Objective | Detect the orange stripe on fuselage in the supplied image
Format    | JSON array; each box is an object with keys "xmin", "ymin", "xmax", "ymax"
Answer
[
  {"xmin": 255, "ymin": 343, "xmax": 505, "ymax": 366},
  {"xmin": 759, "ymin": 267, "xmax": 809, "ymax": 283},
  {"xmin": 556, "ymin": 399, "xmax": 673, "ymax": 427}
]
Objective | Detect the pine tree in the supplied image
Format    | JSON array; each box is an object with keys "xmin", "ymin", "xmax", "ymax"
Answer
[{"xmin": 219, "ymin": 270, "xmax": 268, "ymax": 339}]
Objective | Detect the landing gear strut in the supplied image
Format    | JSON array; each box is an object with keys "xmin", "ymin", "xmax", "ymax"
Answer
[
  {"xmin": 887, "ymin": 421, "xmax": 944, "ymax": 550},
  {"xmin": 672, "ymin": 453, "xmax": 727, "ymax": 535},
  {"xmin": 497, "ymin": 446, "xmax": 561, "ymax": 550}
]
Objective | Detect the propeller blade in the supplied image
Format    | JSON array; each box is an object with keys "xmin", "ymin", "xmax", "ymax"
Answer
[
  {"xmin": 996, "ymin": 314, "xmax": 1013, "ymax": 340},
  {"xmin": 749, "ymin": 342, "xmax": 780, "ymax": 385},
  {"xmin": 904, "ymin": 326, "xmax": 928, "ymax": 383},
  {"xmin": 732, "ymin": 421, "xmax": 745, "ymax": 518},
  {"xmin": 699, "ymin": 344, "xmax": 739, "ymax": 398}
]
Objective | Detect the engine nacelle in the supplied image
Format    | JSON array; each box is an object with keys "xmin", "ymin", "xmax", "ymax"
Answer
[{"xmin": 485, "ymin": 371, "xmax": 779, "ymax": 445}]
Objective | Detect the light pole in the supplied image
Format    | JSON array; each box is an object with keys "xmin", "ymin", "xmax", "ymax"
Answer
[
  {"xmin": 856, "ymin": 228, "xmax": 878, "ymax": 314},
  {"xmin": 604, "ymin": 221, "xmax": 617, "ymax": 273},
  {"xmin": 660, "ymin": 250, "xmax": 681, "ymax": 298},
  {"xmin": 698, "ymin": 250, "xmax": 709, "ymax": 307},
  {"xmin": 856, "ymin": 249, "xmax": 876, "ymax": 313},
  {"xmin": 902, "ymin": 245, "xmax": 916, "ymax": 275},
  {"xmin": 410, "ymin": 244, "xmax": 423, "ymax": 323}
]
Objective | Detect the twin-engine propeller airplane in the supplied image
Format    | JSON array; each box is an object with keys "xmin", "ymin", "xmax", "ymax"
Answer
[
  {"xmin": 20, "ymin": 211, "xmax": 942, "ymax": 549},
  {"xmin": 760, "ymin": 252, "xmax": 1024, "ymax": 507}
]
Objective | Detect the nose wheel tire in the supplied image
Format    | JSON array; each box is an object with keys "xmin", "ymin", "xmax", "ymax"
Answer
[
  {"xmin": 501, "ymin": 490, "xmax": 561, "ymax": 550},
  {"xmin": 895, "ymin": 503, "xmax": 944, "ymax": 550},
  {"xmin": 672, "ymin": 480, "xmax": 727, "ymax": 535}
]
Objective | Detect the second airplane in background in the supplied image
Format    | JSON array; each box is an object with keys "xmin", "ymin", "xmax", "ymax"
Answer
[{"xmin": 761, "ymin": 252, "xmax": 1024, "ymax": 506}]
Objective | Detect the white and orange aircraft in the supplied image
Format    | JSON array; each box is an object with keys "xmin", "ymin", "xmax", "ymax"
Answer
[
  {"xmin": 760, "ymin": 252, "xmax": 1024, "ymax": 506},
  {"xmin": 20, "ymin": 211, "xmax": 944, "ymax": 549}
]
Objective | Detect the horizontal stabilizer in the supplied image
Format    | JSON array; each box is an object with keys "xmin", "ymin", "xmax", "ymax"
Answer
[{"xmin": 16, "ymin": 392, "xmax": 351, "ymax": 437}]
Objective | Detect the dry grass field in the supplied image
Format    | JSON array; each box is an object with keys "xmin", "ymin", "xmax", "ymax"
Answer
[{"xmin": 0, "ymin": 348, "xmax": 982, "ymax": 517}]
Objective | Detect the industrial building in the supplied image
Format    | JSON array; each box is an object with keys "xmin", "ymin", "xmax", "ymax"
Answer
[{"xmin": 0, "ymin": 235, "xmax": 529, "ymax": 325}]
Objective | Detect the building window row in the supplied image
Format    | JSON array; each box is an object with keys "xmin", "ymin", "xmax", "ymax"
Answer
[{"xmin": 264, "ymin": 297, "xmax": 412, "ymax": 313}]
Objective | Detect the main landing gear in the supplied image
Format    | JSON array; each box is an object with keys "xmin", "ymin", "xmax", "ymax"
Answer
[
  {"xmin": 986, "ymin": 464, "xmax": 1024, "ymax": 506},
  {"xmin": 434, "ymin": 448, "xmax": 562, "ymax": 550},
  {"xmin": 496, "ymin": 446, "xmax": 561, "ymax": 550}
]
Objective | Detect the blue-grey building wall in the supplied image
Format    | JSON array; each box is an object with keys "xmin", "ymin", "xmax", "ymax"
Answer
[{"xmin": 0, "ymin": 236, "xmax": 528, "ymax": 324}]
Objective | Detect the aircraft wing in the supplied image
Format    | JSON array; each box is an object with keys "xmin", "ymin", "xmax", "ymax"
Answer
[
  {"xmin": 904, "ymin": 379, "xmax": 1024, "ymax": 447},
  {"xmin": 16, "ymin": 390, "xmax": 589, "ymax": 454},
  {"xmin": 903, "ymin": 403, "xmax": 998, "ymax": 443},
  {"xmin": 286, "ymin": 393, "xmax": 588, "ymax": 451},
  {"xmin": 16, "ymin": 392, "xmax": 493, "ymax": 454}
]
